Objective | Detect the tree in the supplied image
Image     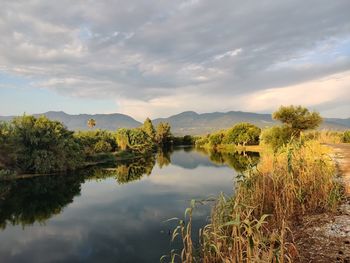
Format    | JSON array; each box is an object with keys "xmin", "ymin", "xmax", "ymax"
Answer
[
  {"xmin": 209, "ymin": 132, "xmax": 224, "ymax": 147},
  {"xmin": 260, "ymin": 126, "xmax": 294, "ymax": 151},
  {"xmin": 115, "ymin": 128, "xmax": 154, "ymax": 153},
  {"xmin": 155, "ymin": 122, "xmax": 172, "ymax": 145},
  {"xmin": 272, "ymin": 105, "xmax": 322, "ymax": 136},
  {"xmin": 87, "ymin": 119, "xmax": 96, "ymax": 129},
  {"xmin": 142, "ymin": 118, "xmax": 156, "ymax": 139},
  {"xmin": 74, "ymin": 130, "xmax": 117, "ymax": 155},
  {"xmin": 223, "ymin": 123, "xmax": 261, "ymax": 146},
  {"xmin": 10, "ymin": 115, "xmax": 83, "ymax": 173}
]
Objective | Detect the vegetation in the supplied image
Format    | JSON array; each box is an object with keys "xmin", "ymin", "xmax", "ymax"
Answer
[
  {"xmin": 142, "ymin": 118, "xmax": 156, "ymax": 139},
  {"xmin": 155, "ymin": 122, "xmax": 172, "ymax": 145},
  {"xmin": 168, "ymin": 140, "xmax": 340, "ymax": 262},
  {"xmin": 0, "ymin": 114, "xmax": 193, "ymax": 176},
  {"xmin": 0, "ymin": 115, "xmax": 83, "ymax": 174},
  {"xmin": 223, "ymin": 122, "xmax": 261, "ymax": 146},
  {"xmin": 272, "ymin": 105, "xmax": 322, "ymax": 136},
  {"xmin": 74, "ymin": 130, "xmax": 117, "ymax": 155},
  {"xmin": 260, "ymin": 126, "xmax": 294, "ymax": 151},
  {"xmin": 195, "ymin": 123, "xmax": 261, "ymax": 150},
  {"xmin": 260, "ymin": 106, "xmax": 323, "ymax": 150},
  {"xmin": 115, "ymin": 128, "xmax": 155, "ymax": 153},
  {"xmin": 343, "ymin": 130, "xmax": 350, "ymax": 143},
  {"xmin": 87, "ymin": 118, "xmax": 96, "ymax": 129},
  {"xmin": 166, "ymin": 105, "xmax": 343, "ymax": 263}
]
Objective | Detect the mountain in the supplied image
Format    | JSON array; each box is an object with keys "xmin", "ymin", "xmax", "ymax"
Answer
[
  {"xmin": 0, "ymin": 111, "xmax": 141, "ymax": 131},
  {"xmin": 0, "ymin": 110, "xmax": 349, "ymax": 135}
]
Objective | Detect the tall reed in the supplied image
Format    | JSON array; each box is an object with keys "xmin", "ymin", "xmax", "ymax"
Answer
[{"xmin": 166, "ymin": 140, "xmax": 340, "ymax": 262}]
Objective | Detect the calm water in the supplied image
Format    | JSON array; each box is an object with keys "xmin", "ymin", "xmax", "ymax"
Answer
[{"xmin": 0, "ymin": 147, "xmax": 259, "ymax": 263}]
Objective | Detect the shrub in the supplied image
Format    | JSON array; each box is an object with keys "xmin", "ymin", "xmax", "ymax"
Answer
[
  {"xmin": 209, "ymin": 132, "xmax": 224, "ymax": 147},
  {"xmin": 10, "ymin": 115, "xmax": 83, "ymax": 173},
  {"xmin": 75, "ymin": 130, "xmax": 117, "ymax": 155},
  {"xmin": 115, "ymin": 128, "xmax": 154, "ymax": 153},
  {"xmin": 343, "ymin": 130, "xmax": 350, "ymax": 143},
  {"xmin": 223, "ymin": 123, "xmax": 261, "ymax": 146},
  {"xmin": 260, "ymin": 126, "xmax": 293, "ymax": 150}
]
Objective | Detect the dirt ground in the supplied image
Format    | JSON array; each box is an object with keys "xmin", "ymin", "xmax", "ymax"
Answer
[{"xmin": 293, "ymin": 143, "xmax": 350, "ymax": 263}]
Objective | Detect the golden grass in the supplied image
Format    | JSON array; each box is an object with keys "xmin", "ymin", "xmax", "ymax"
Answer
[{"xmin": 167, "ymin": 140, "xmax": 341, "ymax": 262}]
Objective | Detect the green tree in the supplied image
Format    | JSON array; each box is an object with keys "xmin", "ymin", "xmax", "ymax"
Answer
[
  {"xmin": 9, "ymin": 115, "xmax": 83, "ymax": 173},
  {"xmin": 75, "ymin": 130, "xmax": 117, "ymax": 155},
  {"xmin": 155, "ymin": 122, "xmax": 172, "ymax": 145},
  {"xmin": 260, "ymin": 126, "xmax": 294, "ymax": 151},
  {"xmin": 0, "ymin": 122, "xmax": 17, "ymax": 169},
  {"xmin": 272, "ymin": 105, "xmax": 322, "ymax": 136},
  {"xmin": 209, "ymin": 132, "xmax": 224, "ymax": 147},
  {"xmin": 223, "ymin": 123, "xmax": 261, "ymax": 146},
  {"xmin": 87, "ymin": 118, "xmax": 96, "ymax": 129},
  {"xmin": 142, "ymin": 118, "xmax": 156, "ymax": 139},
  {"xmin": 115, "ymin": 128, "xmax": 154, "ymax": 153}
]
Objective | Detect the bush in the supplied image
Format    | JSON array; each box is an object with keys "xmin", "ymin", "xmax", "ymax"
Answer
[
  {"xmin": 94, "ymin": 141, "xmax": 112, "ymax": 153},
  {"xmin": 9, "ymin": 115, "xmax": 83, "ymax": 173},
  {"xmin": 223, "ymin": 123, "xmax": 261, "ymax": 146},
  {"xmin": 260, "ymin": 126, "xmax": 293, "ymax": 150},
  {"xmin": 115, "ymin": 128, "xmax": 155, "ymax": 153},
  {"xmin": 75, "ymin": 130, "xmax": 117, "ymax": 155},
  {"xmin": 209, "ymin": 132, "xmax": 224, "ymax": 147},
  {"xmin": 195, "ymin": 136, "xmax": 209, "ymax": 148},
  {"xmin": 343, "ymin": 130, "xmax": 350, "ymax": 143}
]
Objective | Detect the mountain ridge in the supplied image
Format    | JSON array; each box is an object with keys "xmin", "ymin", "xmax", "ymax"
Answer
[{"xmin": 0, "ymin": 110, "xmax": 349, "ymax": 135}]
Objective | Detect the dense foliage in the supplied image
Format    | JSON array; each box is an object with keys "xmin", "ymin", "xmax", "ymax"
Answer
[
  {"xmin": 142, "ymin": 118, "xmax": 156, "ymax": 139},
  {"xmin": 260, "ymin": 126, "xmax": 294, "ymax": 150},
  {"xmin": 0, "ymin": 115, "xmax": 83, "ymax": 174},
  {"xmin": 223, "ymin": 123, "xmax": 261, "ymax": 146},
  {"xmin": 273, "ymin": 105, "xmax": 322, "ymax": 136},
  {"xmin": 115, "ymin": 128, "xmax": 154, "ymax": 153},
  {"xmin": 343, "ymin": 130, "xmax": 350, "ymax": 143},
  {"xmin": 155, "ymin": 122, "xmax": 172, "ymax": 145},
  {"xmin": 74, "ymin": 130, "xmax": 117, "ymax": 155},
  {"xmin": 195, "ymin": 123, "xmax": 261, "ymax": 149}
]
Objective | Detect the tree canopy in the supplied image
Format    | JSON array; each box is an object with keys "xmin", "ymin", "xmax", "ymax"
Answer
[
  {"xmin": 155, "ymin": 122, "xmax": 172, "ymax": 145},
  {"xmin": 272, "ymin": 105, "xmax": 322, "ymax": 135},
  {"xmin": 4, "ymin": 115, "xmax": 83, "ymax": 173},
  {"xmin": 142, "ymin": 118, "xmax": 156, "ymax": 139},
  {"xmin": 224, "ymin": 123, "xmax": 261, "ymax": 146}
]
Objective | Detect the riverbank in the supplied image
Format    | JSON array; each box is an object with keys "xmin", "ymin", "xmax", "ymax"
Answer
[
  {"xmin": 0, "ymin": 150, "xmax": 149, "ymax": 181},
  {"xmin": 294, "ymin": 143, "xmax": 350, "ymax": 262}
]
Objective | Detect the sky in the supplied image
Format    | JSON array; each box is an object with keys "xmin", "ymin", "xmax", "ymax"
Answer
[{"xmin": 0, "ymin": 0, "xmax": 350, "ymax": 121}]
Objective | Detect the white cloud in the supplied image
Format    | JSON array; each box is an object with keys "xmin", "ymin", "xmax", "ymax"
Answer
[{"xmin": 0, "ymin": 0, "xmax": 350, "ymax": 117}]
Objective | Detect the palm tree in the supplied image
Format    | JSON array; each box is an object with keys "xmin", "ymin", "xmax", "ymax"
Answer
[{"xmin": 87, "ymin": 118, "xmax": 96, "ymax": 129}]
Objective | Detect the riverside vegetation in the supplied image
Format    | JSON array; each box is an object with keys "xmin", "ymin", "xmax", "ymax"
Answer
[
  {"xmin": 0, "ymin": 105, "xmax": 349, "ymax": 262},
  {"xmin": 0, "ymin": 115, "xmax": 193, "ymax": 177},
  {"xmin": 164, "ymin": 105, "xmax": 349, "ymax": 263}
]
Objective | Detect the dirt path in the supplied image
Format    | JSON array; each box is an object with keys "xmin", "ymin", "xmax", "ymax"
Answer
[{"xmin": 294, "ymin": 143, "xmax": 350, "ymax": 263}]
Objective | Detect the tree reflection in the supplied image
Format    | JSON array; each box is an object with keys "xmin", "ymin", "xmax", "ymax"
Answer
[
  {"xmin": 197, "ymin": 148, "xmax": 260, "ymax": 173},
  {"xmin": 0, "ymin": 174, "xmax": 84, "ymax": 229},
  {"xmin": 156, "ymin": 148, "xmax": 172, "ymax": 168},
  {"xmin": 115, "ymin": 155, "xmax": 156, "ymax": 184}
]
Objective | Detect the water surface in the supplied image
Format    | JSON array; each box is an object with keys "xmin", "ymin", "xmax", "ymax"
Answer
[{"xmin": 0, "ymin": 147, "xmax": 259, "ymax": 263}]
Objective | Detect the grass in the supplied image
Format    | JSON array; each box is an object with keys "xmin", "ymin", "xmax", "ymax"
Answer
[{"xmin": 166, "ymin": 140, "xmax": 341, "ymax": 262}]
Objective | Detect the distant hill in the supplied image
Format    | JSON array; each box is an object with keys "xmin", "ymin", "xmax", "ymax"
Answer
[
  {"xmin": 0, "ymin": 111, "xmax": 141, "ymax": 131},
  {"xmin": 0, "ymin": 110, "xmax": 349, "ymax": 135}
]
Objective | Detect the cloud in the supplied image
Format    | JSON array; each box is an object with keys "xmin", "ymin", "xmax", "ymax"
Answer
[{"xmin": 0, "ymin": 0, "xmax": 350, "ymax": 117}]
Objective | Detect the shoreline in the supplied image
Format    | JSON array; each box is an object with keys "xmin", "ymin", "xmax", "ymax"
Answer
[{"xmin": 293, "ymin": 143, "xmax": 350, "ymax": 262}]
